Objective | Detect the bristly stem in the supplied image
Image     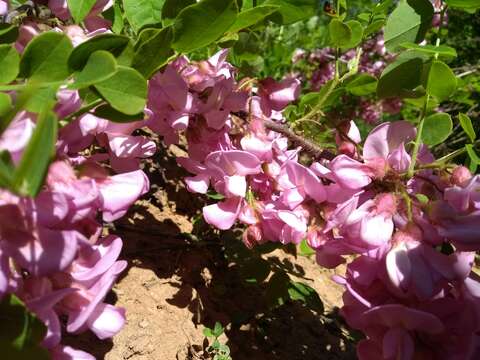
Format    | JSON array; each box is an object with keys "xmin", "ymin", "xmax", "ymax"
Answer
[
  {"xmin": 263, "ymin": 119, "xmax": 334, "ymax": 160},
  {"xmin": 407, "ymin": 95, "xmax": 429, "ymax": 178}
]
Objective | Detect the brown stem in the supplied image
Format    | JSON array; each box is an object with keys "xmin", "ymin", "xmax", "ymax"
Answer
[{"xmin": 263, "ymin": 119, "xmax": 334, "ymax": 160}]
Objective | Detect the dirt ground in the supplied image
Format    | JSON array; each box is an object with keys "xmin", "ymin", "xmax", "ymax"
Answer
[{"xmin": 65, "ymin": 145, "xmax": 358, "ymax": 360}]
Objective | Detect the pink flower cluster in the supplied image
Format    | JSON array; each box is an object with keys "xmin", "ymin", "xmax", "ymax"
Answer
[
  {"xmin": 2, "ymin": 2, "xmax": 479, "ymax": 358},
  {"xmin": 0, "ymin": 10, "xmax": 152, "ymax": 359},
  {"xmin": 148, "ymin": 51, "xmax": 480, "ymax": 359}
]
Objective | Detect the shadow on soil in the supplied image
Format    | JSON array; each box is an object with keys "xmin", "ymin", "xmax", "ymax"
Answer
[{"xmin": 66, "ymin": 145, "xmax": 360, "ymax": 359}]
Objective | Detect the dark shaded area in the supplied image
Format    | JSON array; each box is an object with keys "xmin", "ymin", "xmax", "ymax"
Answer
[{"xmin": 65, "ymin": 144, "xmax": 359, "ymax": 359}]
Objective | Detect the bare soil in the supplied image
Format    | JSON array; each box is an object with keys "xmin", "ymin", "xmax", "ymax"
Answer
[{"xmin": 65, "ymin": 145, "xmax": 358, "ymax": 360}]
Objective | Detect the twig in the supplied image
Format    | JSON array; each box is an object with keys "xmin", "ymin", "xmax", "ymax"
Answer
[{"xmin": 263, "ymin": 119, "xmax": 334, "ymax": 160}]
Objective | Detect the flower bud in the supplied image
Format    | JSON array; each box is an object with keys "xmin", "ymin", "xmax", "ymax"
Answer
[
  {"xmin": 451, "ymin": 166, "xmax": 472, "ymax": 186},
  {"xmin": 242, "ymin": 225, "xmax": 263, "ymax": 249}
]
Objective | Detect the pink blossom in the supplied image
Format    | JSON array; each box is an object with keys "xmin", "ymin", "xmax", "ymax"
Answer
[
  {"xmin": 363, "ymin": 121, "xmax": 416, "ymax": 174},
  {"xmin": 0, "ymin": 0, "xmax": 8, "ymax": 16},
  {"xmin": 259, "ymin": 77, "xmax": 301, "ymax": 116}
]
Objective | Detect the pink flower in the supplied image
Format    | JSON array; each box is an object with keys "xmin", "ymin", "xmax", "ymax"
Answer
[
  {"xmin": 358, "ymin": 305, "xmax": 444, "ymax": 360},
  {"xmin": 203, "ymin": 197, "xmax": 244, "ymax": 230},
  {"xmin": 64, "ymin": 260, "xmax": 126, "ymax": 337},
  {"xmin": 51, "ymin": 345, "xmax": 95, "ymax": 360},
  {"xmin": 259, "ymin": 77, "xmax": 301, "ymax": 116},
  {"xmin": 0, "ymin": 111, "xmax": 35, "ymax": 163},
  {"xmin": 329, "ymin": 155, "xmax": 373, "ymax": 190},
  {"xmin": 0, "ymin": 191, "xmax": 79, "ymax": 277},
  {"xmin": 183, "ymin": 150, "xmax": 261, "ymax": 198},
  {"xmin": 342, "ymin": 193, "xmax": 397, "ymax": 251},
  {"xmin": 96, "ymin": 170, "xmax": 150, "ymax": 222},
  {"xmin": 0, "ymin": 0, "xmax": 8, "ymax": 16},
  {"xmin": 278, "ymin": 160, "xmax": 326, "ymax": 207},
  {"xmin": 363, "ymin": 121, "xmax": 416, "ymax": 174}
]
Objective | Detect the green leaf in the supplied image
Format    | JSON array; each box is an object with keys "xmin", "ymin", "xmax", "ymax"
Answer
[
  {"xmin": 123, "ymin": 0, "xmax": 165, "ymax": 33},
  {"xmin": 288, "ymin": 281, "xmax": 324, "ymax": 312},
  {"xmin": 421, "ymin": 112, "xmax": 453, "ymax": 146},
  {"xmin": 445, "ymin": 0, "xmax": 480, "ymax": 12},
  {"xmin": 217, "ymin": 32, "xmax": 239, "ymax": 48},
  {"xmin": 342, "ymin": 20, "xmax": 364, "ymax": 49},
  {"xmin": 94, "ymin": 66, "xmax": 147, "ymax": 115},
  {"xmin": 0, "ymin": 294, "xmax": 49, "ymax": 360},
  {"xmin": 0, "ymin": 150, "xmax": 14, "ymax": 188},
  {"xmin": 298, "ymin": 239, "xmax": 315, "ymax": 256},
  {"xmin": 466, "ymin": 144, "xmax": 480, "ymax": 165},
  {"xmin": 172, "ymin": 0, "xmax": 238, "ymax": 53},
  {"xmin": 13, "ymin": 110, "xmax": 58, "ymax": 196},
  {"xmin": 0, "ymin": 92, "xmax": 12, "ymax": 116},
  {"xmin": 415, "ymin": 193, "xmax": 429, "ymax": 204},
  {"xmin": 399, "ymin": 42, "xmax": 457, "ymax": 58},
  {"xmin": 24, "ymin": 86, "xmax": 58, "ymax": 114},
  {"xmin": 70, "ymin": 50, "xmax": 117, "ymax": 89},
  {"xmin": 0, "ymin": 24, "xmax": 19, "ymax": 44},
  {"xmin": 213, "ymin": 322, "xmax": 224, "ymax": 337},
  {"xmin": 373, "ymin": 0, "xmax": 393, "ymax": 14},
  {"xmin": 0, "ymin": 45, "xmax": 19, "ymax": 84},
  {"xmin": 426, "ymin": 60, "xmax": 457, "ymax": 101},
  {"xmin": 115, "ymin": 40, "xmax": 135, "ymax": 67},
  {"xmin": 346, "ymin": 74, "xmax": 378, "ymax": 96},
  {"xmin": 228, "ymin": 5, "xmax": 280, "ymax": 33},
  {"xmin": 94, "ymin": 104, "xmax": 145, "ymax": 123},
  {"xmin": 162, "ymin": 0, "xmax": 196, "ymax": 21},
  {"xmin": 68, "ymin": 34, "xmax": 130, "ymax": 71},
  {"xmin": 134, "ymin": 28, "xmax": 161, "ymax": 51},
  {"xmin": 203, "ymin": 327, "xmax": 214, "ymax": 338},
  {"xmin": 19, "ymin": 31, "xmax": 73, "ymax": 82},
  {"xmin": 262, "ymin": 0, "xmax": 319, "ymax": 24},
  {"xmin": 206, "ymin": 190, "xmax": 225, "ymax": 200},
  {"xmin": 384, "ymin": 0, "xmax": 434, "ymax": 52},
  {"xmin": 104, "ymin": 1, "xmax": 125, "ymax": 34},
  {"xmin": 364, "ymin": 19, "xmax": 385, "ymax": 37},
  {"xmin": 131, "ymin": 26, "xmax": 174, "ymax": 79},
  {"xmin": 329, "ymin": 19, "xmax": 352, "ymax": 48},
  {"xmin": 459, "ymin": 113, "xmax": 476, "ymax": 143},
  {"xmin": 377, "ymin": 51, "xmax": 426, "ymax": 98},
  {"xmin": 67, "ymin": 0, "xmax": 97, "ymax": 23}
]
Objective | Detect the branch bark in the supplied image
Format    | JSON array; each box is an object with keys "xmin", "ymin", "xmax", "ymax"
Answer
[{"xmin": 263, "ymin": 119, "xmax": 334, "ymax": 160}]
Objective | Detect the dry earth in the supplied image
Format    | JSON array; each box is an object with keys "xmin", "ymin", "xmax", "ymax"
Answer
[{"xmin": 65, "ymin": 145, "xmax": 358, "ymax": 360}]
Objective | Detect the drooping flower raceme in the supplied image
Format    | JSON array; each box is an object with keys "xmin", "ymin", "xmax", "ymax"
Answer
[{"xmin": 147, "ymin": 50, "xmax": 480, "ymax": 360}]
